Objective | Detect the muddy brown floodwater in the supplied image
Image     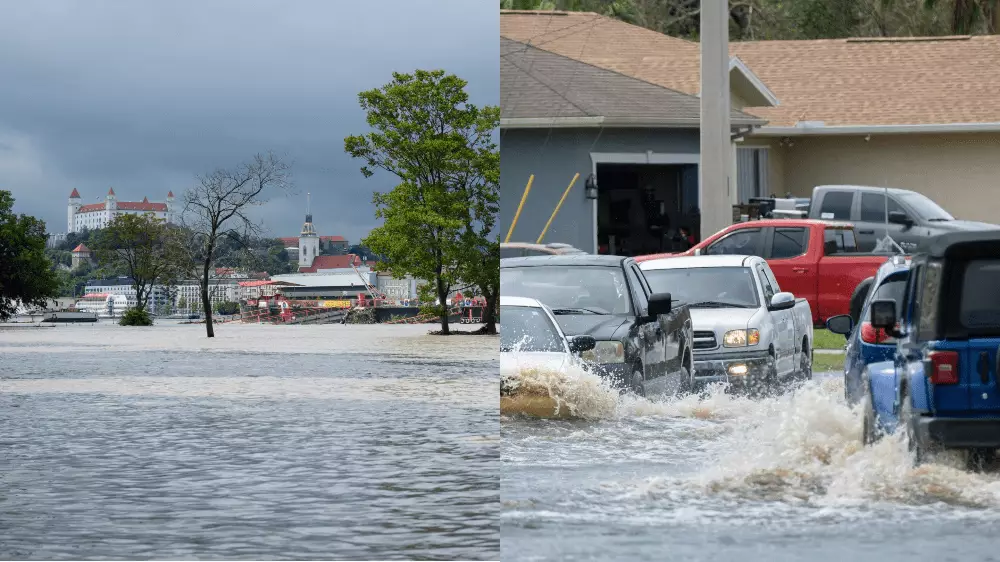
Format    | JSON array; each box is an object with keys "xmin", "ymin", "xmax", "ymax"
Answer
[
  {"xmin": 0, "ymin": 322, "xmax": 498, "ymax": 560},
  {"xmin": 502, "ymin": 362, "xmax": 1000, "ymax": 562}
]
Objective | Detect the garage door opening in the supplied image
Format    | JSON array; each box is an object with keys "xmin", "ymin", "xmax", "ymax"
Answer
[{"xmin": 596, "ymin": 163, "xmax": 699, "ymax": 257}]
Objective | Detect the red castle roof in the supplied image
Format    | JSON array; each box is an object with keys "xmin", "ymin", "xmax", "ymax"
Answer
[
  {"xmin": 72, "ymin": 243, "xmax": 90, "ymax": 253},
  {"xmin": 108, "ymin": 187, "xmax": 116, "ymax": 196},
  {"xmin": 69, "ymin": 188, "xmax": 80, "ymax": 198},
  {"xmin": 168, "ymin": 191, "xmax": 174, "ymax": 198}
]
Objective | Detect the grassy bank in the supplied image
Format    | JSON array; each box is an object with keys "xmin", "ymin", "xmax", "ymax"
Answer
[
  {"xmin": 813, "ymin": 328, "xmax": 847, "ymax": 372},
  {"xmin": 813, "ymin": 328, "xmax": 847, "ymax": 351}
]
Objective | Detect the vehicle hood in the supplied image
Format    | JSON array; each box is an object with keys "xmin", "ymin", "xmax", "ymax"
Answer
[
  {"xmin": 689, "ymin": 307, "xmax": 757, "ymax": 331},
  {"xmin": 552, "ymin": 314, "xmax": 630, "ymax": 340},
  {"xmin": 500, "ymin": 352, "xmax": 572, "ymax": 376},
  {"xmin": 928, "ymin": 219, "xmax": 999, "ymax": 232}
]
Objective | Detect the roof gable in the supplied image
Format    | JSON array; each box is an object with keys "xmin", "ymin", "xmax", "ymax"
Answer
[{"xmin": 501, "ymin": 36, "xmax": 764, "ymax": 127}]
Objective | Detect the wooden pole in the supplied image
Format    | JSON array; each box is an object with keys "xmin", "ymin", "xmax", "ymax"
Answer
[
  {"xmin": 536, "ymin": 173, "xmax": 579, "ymax": 243},
  {"xmin": 504, "ymin": 175, "xmax": 534, "ymax": 243}
]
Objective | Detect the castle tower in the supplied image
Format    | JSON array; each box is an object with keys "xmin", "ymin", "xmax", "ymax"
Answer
[
  {"xmin": 298, "ymin": 192, "xmax": 320, "ymax": 270},
  {"xmin": 104, "ymin": 187, "xmax": 117, "ymax": 229},
  {"xmin": 68, "ymin": 188, "xmax": 81, "ymax": 233},
  {"xmin": 166, "ymin": 190, "xmax": 175, "ymax": 224}
]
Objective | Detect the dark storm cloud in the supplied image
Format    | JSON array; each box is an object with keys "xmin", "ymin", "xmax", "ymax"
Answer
[{"xmin": 0, "ymin": 0, "xmax": 499, "ymax": 242}]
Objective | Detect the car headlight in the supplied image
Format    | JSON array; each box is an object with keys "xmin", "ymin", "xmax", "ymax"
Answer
[
  {"xmin": 581, "ymin": 341, "xmax": 625, "ymax": 364},
  {"xmin": 723, "ymin": 329, "xmax": 760, "ymax": 347}
]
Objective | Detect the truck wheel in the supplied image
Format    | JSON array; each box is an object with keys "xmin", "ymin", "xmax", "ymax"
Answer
[
  {"xmin": 630, "ymin": 368, "xmax": 646, "ymax": 398},
  {"xmin": 677, "ymin": 350, "xmax": 694, "ymax": 395},
  {"xmin": 796, "ymin": 343, "xmax": 813, "ymax": 382}
]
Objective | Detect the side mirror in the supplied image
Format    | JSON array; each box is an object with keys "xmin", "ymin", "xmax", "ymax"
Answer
[
  {"xmin": 870, "ymin": 300, "xmax": 897, "ymax": 331},
  {"xmin": 888, "ymin": 211, "xmax": 913, "ymax": 227},
  {"xmin": 568, "ymin": 334, "xmax": 597, "ymax": 353},
  {"xmin": 826, "ymin": 314, "xmax": 854, "ymax": 337},
  {"xmin": 647, "ymin": 292, "xmax": 672, "ymax": 320},
  {"xmin": 768, "ymin": 292, "xmax": 796, "ymax": 311}
]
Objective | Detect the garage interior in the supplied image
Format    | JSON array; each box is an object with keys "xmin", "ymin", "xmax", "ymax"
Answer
[{"xmin": 596, "ymin": 163, "xmax": 699, "ymax": 257}]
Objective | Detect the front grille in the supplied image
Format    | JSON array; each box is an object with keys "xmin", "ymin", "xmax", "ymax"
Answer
[{"xmin": 693, "ymin": 330, "xmax": 718, "ymax": 350}]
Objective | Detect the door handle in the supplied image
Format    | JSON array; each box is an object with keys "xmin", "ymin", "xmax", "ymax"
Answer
[
  {"xmin": 858, "ymin": 229, "xmax": 875, "ymax": 235},
  {"xmin": 792, "ymin": 267, "xmax": 809, "ymax": 273}
]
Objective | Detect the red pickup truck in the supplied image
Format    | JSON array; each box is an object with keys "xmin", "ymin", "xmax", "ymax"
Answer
[{"xmin": 635, "ymin": 219, "xmax": 895, "ymax": 326}]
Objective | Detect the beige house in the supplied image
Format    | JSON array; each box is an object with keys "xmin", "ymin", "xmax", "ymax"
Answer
[{"xmin": 502, "ymin": 10, "xmax": 1000, "ymax": 223}]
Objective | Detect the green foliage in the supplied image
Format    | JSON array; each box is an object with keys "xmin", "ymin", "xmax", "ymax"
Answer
[
  {"xmin": 93, "ymin": 213, "xmax": 187, "ymax": 312},
  {"xmin": 119, "ymin": 307, "xmax": 154, "ymax": 326},
  {"xmin": 214, "ymin": 301, "xmax": 240, "ymax": 315},
  {"xmin": 346, "ymin": 70, "xmax": 498, "ymax": 335},
  {"xmin": 0, "ymin": 190, "xmax": 61, "ymax": 321},
  {"xmin": 501, "ymin": 0, "xmax": 999, "ymax": 39}
]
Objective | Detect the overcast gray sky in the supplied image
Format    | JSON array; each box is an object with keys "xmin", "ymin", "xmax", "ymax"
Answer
[{"xmin": 0, "ymin": 0, "xmax": 498, "ymax": 244}]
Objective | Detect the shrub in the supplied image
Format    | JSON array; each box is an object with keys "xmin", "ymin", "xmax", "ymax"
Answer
[
  {"xmin": 119, "ymin": 307, "xmax": 153, "ymax": 326},
  {"xmin": 214, "ymin": 301, "xmax": 240, "ymax": 316}
]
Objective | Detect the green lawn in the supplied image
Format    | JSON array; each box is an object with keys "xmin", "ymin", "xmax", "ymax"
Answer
[
  {"xmin": 813, "ymin": 351, "xmax": 846, "ymax": 373},
  {"xmin": 813, "ymin": 328, "xmax": 847, "ymax": 351}
]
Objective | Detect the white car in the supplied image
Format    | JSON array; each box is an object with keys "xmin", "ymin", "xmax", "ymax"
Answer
[
  {"xmin": 639, "ymin": 255, "xmax": 813, "ymax": 393},
  {"xmin": 499, "ymin": 295, "xmax": 596, "ymax": 380}
]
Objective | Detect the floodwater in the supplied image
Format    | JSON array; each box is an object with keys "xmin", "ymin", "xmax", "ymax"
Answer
[
  {"xmin": 502, "ymin": 364, "xmax": 1000, "ymax": 562},
  {"xmin": 0, "ymin": 322, "xmax": 498, "ymax": 560}
]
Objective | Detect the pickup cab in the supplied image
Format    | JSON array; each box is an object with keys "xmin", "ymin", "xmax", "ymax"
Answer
[
  {"xmin": 864, "ymin": 231, "xmax": 1000, "ymax": 469},
  {"xmin": 639, "ymin": 255, "xmax": 813, "ymax": 394},
  {"xmin": 500, "ymin": 254, "xmax": 695, "ymax": 397},
  {"xmin": 807, "ymin": 185, "xmax": 996, "ymax": 253},
  {"xmin": 635, "ymin": 219, "xmax": 894, "ymax": 327}
]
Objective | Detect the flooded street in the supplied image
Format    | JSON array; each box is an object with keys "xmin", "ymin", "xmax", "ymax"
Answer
[
  {"xmin": 0, "ymin": 323, "xmax": 498, "ymax": 560},
  {"xmin": 502, "ymin": 368, "xmax": 1000, "ymax": 561}
]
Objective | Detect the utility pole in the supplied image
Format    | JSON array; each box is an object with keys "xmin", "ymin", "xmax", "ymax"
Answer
[{"xmin": 699, "ymin": 0, "xmax": 732, "ymax": 241}]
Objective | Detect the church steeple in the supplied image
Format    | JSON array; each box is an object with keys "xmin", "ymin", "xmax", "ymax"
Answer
[{"xmin": 298, "ymin": 192, "xmax": 319, "ymax": 270}]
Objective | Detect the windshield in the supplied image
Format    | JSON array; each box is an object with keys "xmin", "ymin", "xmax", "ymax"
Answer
[
  {"xmin": 864, "ymin": 277, "xmax": 907, "ymax": 322},
  {"xmin": 960, "ymin": 260, "xmax": 1000, "ymax": 329},
  {"xmin": 899, "ymin": 192, "xmax": 953, "ymax": 221},
  {"xmin": 499, "ymin": 305, "xmax": 566, "ymax": 353},
  {"xmin": 642, "ymin": 267, "xmax": 759, "ymax": 308},
  {"xmin": 500, "ymin": 266, "xmax": 632, "ymax": 315}
]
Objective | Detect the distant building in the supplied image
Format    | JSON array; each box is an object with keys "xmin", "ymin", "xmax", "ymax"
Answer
[
  {"xmin": 47, "ymin": 233, "xmax": 67, "ymax": 248},
  {"xmin": 68, "ymin": 187, "xmax": 175, "ymax": 233},
  {"xmin": 71, "ymin": 244, "xmax": 95, "ymax": 270},
  {"xmin": 85, "ymin": 277, "xmax": 172, "ymax": 314}
]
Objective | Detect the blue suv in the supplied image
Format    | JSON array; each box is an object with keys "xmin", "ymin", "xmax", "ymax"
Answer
[
  {"xmin": 865, "ymin": 231, "xmax": 1000, "ymax": 470},
  {"xmin": 826, "ymin": 256, "xmax": 911, "ymax": 408}
]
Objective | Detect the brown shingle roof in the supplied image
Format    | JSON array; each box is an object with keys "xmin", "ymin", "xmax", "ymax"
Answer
[
  {"xmin": 731, "ymin": 36, "xmax": 1000, "ymax": 127},
  {"xmin": 501, "ymin": 36, "xmax": 763, "ymax": 126},
  {"xmin": 501, "ymin": 10, "xmax": 1000, "ymax": 128}
]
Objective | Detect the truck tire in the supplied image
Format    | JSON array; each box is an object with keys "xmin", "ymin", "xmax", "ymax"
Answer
[
  {"xmin": 795, "ymin": 339, "xmax": 813, "ymax": 382},
  {"xmin": 630, "ymin": 367, "xmax": 646, "ymax": 397},
  {"xmin": 850, "ymin": 277, "xmax": 874, "ymax": 325},
  {"xmin": 901, "ymin": 394, "xmax": 931, "ymax": 465},
  {"xmin": 677, "ymin": 348, "xmax": 694, "ymax": 395}
]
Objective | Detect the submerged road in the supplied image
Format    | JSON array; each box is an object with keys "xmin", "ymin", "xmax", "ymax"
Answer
[{"xmin": 502, "ymin": 369, "xmax": 1000, "ymax": 561}]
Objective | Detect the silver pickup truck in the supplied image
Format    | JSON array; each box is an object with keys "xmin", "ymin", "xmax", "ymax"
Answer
[{"xmin": 638, "ymin": 254, "xmax": 814, "ymax": 393}]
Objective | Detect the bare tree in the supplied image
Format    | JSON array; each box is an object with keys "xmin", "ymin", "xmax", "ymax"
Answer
[{"xmin": 182, "ymin": 152, "xmax": 291, "ymax": 337}]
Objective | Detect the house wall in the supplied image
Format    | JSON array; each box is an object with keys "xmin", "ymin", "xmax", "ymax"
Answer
[
  {"xmin": 767, "ymin": 132, "xmax": 1000, "ymax": 221},
  {"xmin": 500, "ymin": 128, "xmax": 701, "ymax": 252}
]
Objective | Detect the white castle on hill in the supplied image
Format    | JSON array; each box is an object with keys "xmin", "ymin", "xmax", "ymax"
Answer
[{"xmin": 67, "ymin": 187, "xmax": 175, "ymax": 233}]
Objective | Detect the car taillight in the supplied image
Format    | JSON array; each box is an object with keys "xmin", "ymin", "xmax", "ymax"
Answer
[
  {"xmin": 860, "ymin": 322, "xmax": 894, "ymax": 344},
  {"xmin": 927, "ymin": 351, "xmax": 959, "ymax": 385}
]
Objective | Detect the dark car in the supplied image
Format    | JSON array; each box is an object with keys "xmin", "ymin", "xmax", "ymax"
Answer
[
  {"xmin": 500, "ymin": 254, "xmax": 694, "ymax": 397},
  {"xmin": 808, "ymin": 185, "xmax": 999, "ymax": 253},
  {"xmin": 500, "ymin": 242, "xmax": 587, "ymax": 259}
]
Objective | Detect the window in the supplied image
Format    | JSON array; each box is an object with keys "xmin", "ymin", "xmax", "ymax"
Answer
[
  {"xmin": 499, "ymin": 306, "xmax": 566, "ymax": 352},
  {"xmin": 706, "ymin": 229, "xmax": 763, "ymax": 256},
  {"xmin": 757, "ymin": 265, "xmax": 775, "ymax": 302},
  {"xmin": 959, "ymin": 260, "xmax": 1000, "ymax": 330},
  {"xmin": 500, "ymin": 265, "xmax": 632, "ymax": 315},
  {"xmin": 823, "ymin": 228, "xmax": 858, "ymax": 255},
  {"xmin": 819, "ymin": 191, "xmax": 854, "ymax": 220},
  {"xmin": 625, "ymin": 265, "xmax": 648, "ymax": 314},
  {"xmin": 859, "ymin": 193, "xmax": 905, "ymax": 222},
  {"xmin": 770, "ymin": 228, "xmax": 808, "ymax": 259},
  {"xmin": 899, "ymin": 192, "xmax": 953, "ymax": 222},
  {"xmin": 643, "ymin": 266, "xmax": 759, "ymax": 308}
]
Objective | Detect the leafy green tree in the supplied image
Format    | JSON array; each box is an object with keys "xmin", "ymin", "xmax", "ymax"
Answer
[
  {"xmin": 93, "ymin": 213, "xmax": 187, "ymax": 315},
  {"xmin": 0, "ymin": 190, "xmax": 61, "ymax": 320},
  {"xmin": 345, "ymin": 70, "xmax": 495, "ymax": 335}
]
